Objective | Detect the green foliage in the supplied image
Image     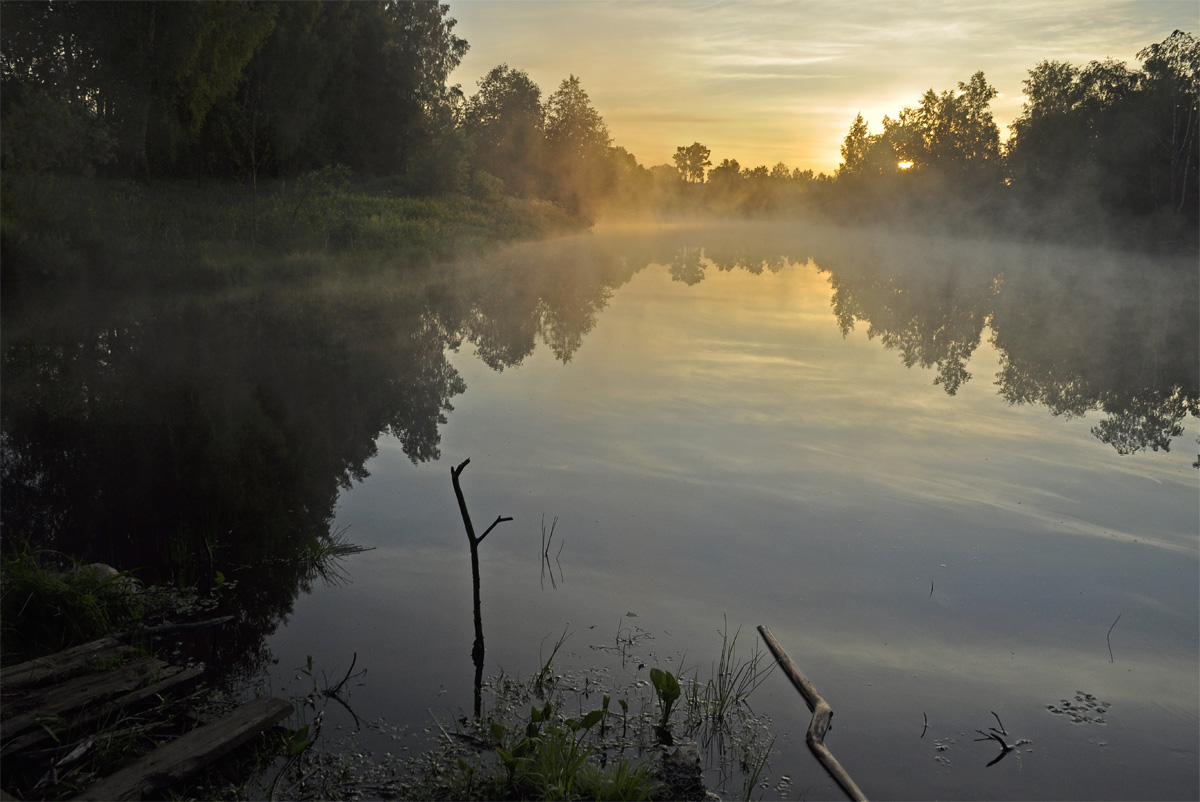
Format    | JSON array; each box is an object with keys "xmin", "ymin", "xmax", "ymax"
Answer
[
  {"xmin": 472, "ymin": 698, "xmax": 661, "ymax": 801},
  {"xmin": 0, "ymin": 550, "xmax": 145, "ymax": 664},
  {"xmin": 649, "ymin": 668, "xmax": 681, "ymax": 733},
  {"xmin": 464, "ymin": 64, "xmax": 545, "ymax": 198},
  {"xmin": 0, "ymin": 1, "xmax": 468, "ymax": 184},
  {"xmin": 0, "ymin": 90, "xmax": 115, "ymax": 178},
  {"xmin": 0, "ymin": 175, "xmax": 580, "ymax": 290}
]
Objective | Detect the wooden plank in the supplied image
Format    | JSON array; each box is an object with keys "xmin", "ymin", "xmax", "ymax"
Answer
[
  {"xmin": 1, "ymin": 663, "xmax": 206, "ymax": 758},
  {"xmin": 0, "ymin": 638, "xmax": 129, "ymax": 691},
  {"xmin": 1, "ymin": 657, "xmax": 166, "ymax": 743},
  {"xmin": 74, "ymin": 697, "xmax": 293, "ymax": 801}
]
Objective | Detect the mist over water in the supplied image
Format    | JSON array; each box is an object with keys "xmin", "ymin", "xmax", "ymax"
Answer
[{"xmin": 3, "ymin": 220, "xmax": 1196, "ymax": 799}]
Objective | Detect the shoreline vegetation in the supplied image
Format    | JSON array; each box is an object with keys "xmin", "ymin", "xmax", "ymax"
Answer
[
  {"xmin": 0, "ymin": 550, "xmax": 773, "ymax": 801},
  {"xmin": 0, "ymin": 171, "xmax": 584, "ymax": 294}
]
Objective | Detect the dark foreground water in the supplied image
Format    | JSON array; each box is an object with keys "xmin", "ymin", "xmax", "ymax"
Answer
[{"xmin": 3, "ymin": 222, "xmax": 1196, "ymax": 799}]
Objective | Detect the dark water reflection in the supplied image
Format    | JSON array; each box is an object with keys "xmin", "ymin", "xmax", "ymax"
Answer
[{"xmin": 2, "ymin": 222, "xmax": 1196, "ymax": 797}]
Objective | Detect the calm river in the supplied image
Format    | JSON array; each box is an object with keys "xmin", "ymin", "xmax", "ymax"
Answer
[{"xmin": 3, "ymin": 221, "xmax": 1196, "ymax": 799}]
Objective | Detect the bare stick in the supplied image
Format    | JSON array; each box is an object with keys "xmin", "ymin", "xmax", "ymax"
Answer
[
  {"xmin": 920, "ymin": 712, "xmax": 928, "ymax": 739},
  {"xmin": 1107, "ymin": 614, "xmax": 1121, "ymax": 663},
  {"xmin": 450, "ymin": 458, "xmax": 511, "ymax": 719},
  {"xmin": 990, "ymin": 711, "xmax": 1007, "ymax": 735},
  {"xmin": 758, "ymin": 625, "xmax": 868, "ymax": 801}
]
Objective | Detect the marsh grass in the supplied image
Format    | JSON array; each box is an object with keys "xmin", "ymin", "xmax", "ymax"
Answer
[{"xmin": 683, "ymin": 617, "xmax": 775, "ymax": 731}]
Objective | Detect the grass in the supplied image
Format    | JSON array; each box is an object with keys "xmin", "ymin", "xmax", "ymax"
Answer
[
  {"xmin": 684, "ymin": 616, "xmax": 775, "ymax": 731},
  {"xmin": 0, "ymin": 171, "xmax": 584, "ymax": 291},
  {"xmin": 0, "ymin": 548, "xmax": 147, "ymax": 665}
]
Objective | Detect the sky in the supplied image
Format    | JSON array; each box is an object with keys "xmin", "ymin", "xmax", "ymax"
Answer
[{"xmin": 447, "ymin": 0, "xmax": 1199, "ymax": 173}]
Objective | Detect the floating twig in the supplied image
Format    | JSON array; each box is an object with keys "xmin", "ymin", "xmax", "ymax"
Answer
[
  {"xmin": 920, "ymin": 712, "xmax": 928, "ymax": 738},
  {"xmin": 758, "ymin": 625, "xmax": 867, "ymax": 801},
  {"xmin": 973, "ymin": 729, "xmax": 1014, "ymax": 766},
  {"xmin": 990, "ymin": 710, "xmax": 1007, "ymax": 736},
  {"xmin": 1107, "ymin": 613, "xmax": 1121, "ymax": 663}
]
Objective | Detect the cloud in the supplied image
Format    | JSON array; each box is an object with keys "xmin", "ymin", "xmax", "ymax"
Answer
[{"xmin": 448, "ymin": 0, "xmax": 1199, "ymax": 171}]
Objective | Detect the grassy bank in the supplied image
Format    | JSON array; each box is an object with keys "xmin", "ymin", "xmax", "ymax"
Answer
[{"xmin": 0, "ymin": 171, "xmax": 584, "ymax": 291}]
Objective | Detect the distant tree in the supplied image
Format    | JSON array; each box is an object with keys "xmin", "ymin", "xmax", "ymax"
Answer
[
  {"xmin": 838, "ymin": 113, "xmax": 871, "ymax": 176},
  {"xmin": 672, "ymin": 141, "xmax": 711, "ymax": 183},
  {"xmin": 463, "ymin": 64, "xmax": 543, "ymax": 196},
  {"xmin": 770, "ymin": 161, "xmax": 791, "ymax": 179},
  {"xmin": 707, "ymin": 157, "xmax": 741, "ymax": 183}
]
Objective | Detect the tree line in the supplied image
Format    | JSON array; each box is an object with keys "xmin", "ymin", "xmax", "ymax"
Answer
[
  {"xmin": 1, "ymin": 3, "xmax": 1195, "ymax": 244},
  {"xmin": 0, "ymin": 0, "xmax": 617, "ymax": 215},
  {"xmin": 663, "ymin": 30, "xmax": 1198, "ymax": 244}
]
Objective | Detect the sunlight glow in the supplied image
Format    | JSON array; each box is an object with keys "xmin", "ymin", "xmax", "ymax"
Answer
[{"xmin": 898, "ymin": 160, "xmax": 914, "ymax": 170}]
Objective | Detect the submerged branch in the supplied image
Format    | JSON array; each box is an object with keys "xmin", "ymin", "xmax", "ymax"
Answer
[{"xmin": 757, "ymin": 625, "xmax": 867, "ymax": 802}]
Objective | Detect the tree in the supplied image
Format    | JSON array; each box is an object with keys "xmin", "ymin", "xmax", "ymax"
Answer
[
  {"xmin": 463, "ymin": 64, "xmax": 543, "ymax": 196},
  {"xmin": 888, "ymin": 72, "xmax": 1000, "ymax": 176},
  {"xmin": 672, "ymin": 142, "xmax": 711, "ymax": 183},
  {"xmin": 542, "ymin": 75, "xmax": 613, "ymax": 214},
  {"xmin": 707, "ymin": 157, "xmax": 741, "ymax": 183},
  {"xmin": 1138, "ymin": 30, "xmax": 1200, "ymax": 213},
  {"xmin": 838, "ymin": 113, "xmax": 871, "ymax": 176}
]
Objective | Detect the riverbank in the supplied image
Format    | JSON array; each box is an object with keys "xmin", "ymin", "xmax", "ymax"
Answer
[{"xmin": 0, "ymin": 172, "xmax": 585, "ymax": 293}]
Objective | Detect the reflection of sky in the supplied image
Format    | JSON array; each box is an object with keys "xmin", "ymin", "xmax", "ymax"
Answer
[{"xmin": 266, "ymin": 241, "xmax": 1197, "ymax": 800}]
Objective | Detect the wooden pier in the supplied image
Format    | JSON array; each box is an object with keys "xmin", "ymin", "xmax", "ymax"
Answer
[{"xmin": 1, "ymin": 638, "xmax": 291, "ymax": 800}]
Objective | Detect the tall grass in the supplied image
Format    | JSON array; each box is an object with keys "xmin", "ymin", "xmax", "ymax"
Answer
[{"xmin": 684, "ymin": 616, "xmax": 774, "ymax": 730}]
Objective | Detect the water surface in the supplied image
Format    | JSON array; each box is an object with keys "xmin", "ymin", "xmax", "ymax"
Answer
[{"xmin": 3, "ymin": 222, "xmax": 1195, "ymax": 799}]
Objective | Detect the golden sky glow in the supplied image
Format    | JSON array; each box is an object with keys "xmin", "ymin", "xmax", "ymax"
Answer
[{"xmin": 449, "ymin": 0, "xmax": 1198, "ymax": 173}]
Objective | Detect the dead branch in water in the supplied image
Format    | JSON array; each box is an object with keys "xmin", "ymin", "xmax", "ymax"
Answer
[
  {"xmin": 1107, "ymin": 613, "xmax": 1122, "ymax": 663},
  {"xmin": 757, "ymin": 625, "xmax": 867, "ymax": 801},
  {"xmin": 450, "ymin": 458, "xmax": 512, "ymax": 719}
]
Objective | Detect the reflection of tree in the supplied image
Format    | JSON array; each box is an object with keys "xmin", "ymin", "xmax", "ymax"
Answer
[
  {"xmin": 0, "ymin": 235, "xmax": 637, "ymax": 676},
  {"xmin": 448, "ymin": 240, "xmax": 630, "ymax": 366},
  {"xmin": 814, "ymin": 231, "xmax": 1198, "ymax": 455},
  {"xmin": 668, "ymin": 246, "xmax": 705, "ymax": 285},
  {"xmin": 823, "ymin": 262, "xmax": 993, "ymax": 395},
  {"xmin": 1091, "ymin": 388, "xmax": 1196, "ymax": 455},
  {"xmin": 989, "ymin": 256, "xmax": 1198, "ymax": 456}
]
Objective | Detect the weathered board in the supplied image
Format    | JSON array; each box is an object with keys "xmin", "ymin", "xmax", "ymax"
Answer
[
  {"xmin": 74, "ymin": 696, "xmax": 294, "ymax": 801},
  {"xmin": 0, "ymin": 663, "xmax": 206, "ymax": 758},
  {"xmin": 0, "ymin": 638, "xmax": 130, "ymax": 691},
  {"xmin": 1, "ymin": 656, "xmax": 167, "ymax": 744}
]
